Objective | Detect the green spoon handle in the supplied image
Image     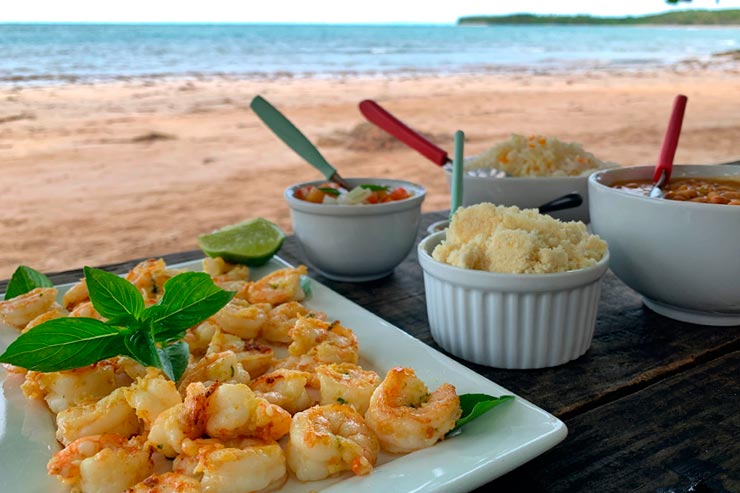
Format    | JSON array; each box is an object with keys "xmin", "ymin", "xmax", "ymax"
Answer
[
  {"xmin": 450, "ymin": 130, "xmax": 465, "ymax": 220},
  {"xmin": 250, "ymin": 95, "xmax": 337, "ymax": 181}
]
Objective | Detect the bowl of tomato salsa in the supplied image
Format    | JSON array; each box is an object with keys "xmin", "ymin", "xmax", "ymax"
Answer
[
  {"xmin": 285, "ymin": 178, "xmax": 426, "ymax": 282},
  {"xmin": 588, "ymin": 164, "xmax": 740, "ymax": 326}
]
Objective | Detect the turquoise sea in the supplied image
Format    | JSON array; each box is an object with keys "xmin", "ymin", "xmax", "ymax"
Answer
[{"xmin": 0, "ymin": 23, "xmax": 738, "ymax": 85}]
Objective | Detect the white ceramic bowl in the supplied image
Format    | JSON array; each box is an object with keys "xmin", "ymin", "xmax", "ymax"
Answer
[
  {"xmin": 444, "ymin": 161, "xmax": 595, "ymax": 223},
  {"xmin": 418, "ymin": 232, "xmax": 610, "ymax": 369},
  {"xmin": 285, "ymin": 178, "xmax": 425, "ymax": 282},
  {"xmin": 589, "ymin": 164, "xmax": 740, "ymax": 326}
]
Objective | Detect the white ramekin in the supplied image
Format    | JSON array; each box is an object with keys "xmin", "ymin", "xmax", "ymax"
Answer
[
  {"xmin": 418, "ymin": 232, "xmax": 609, "ymax": 369},
  {"xmin": 285, "ymin": 178, "xmax": 425, "ymax": 282}
]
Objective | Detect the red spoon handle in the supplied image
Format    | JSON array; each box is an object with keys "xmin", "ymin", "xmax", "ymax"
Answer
[
  {"xmin": 654, "ymin": 94, "xmax": 688, "ymax": 183},
  {"xmin": 359, "ymin": 99, "xmax": 450, "ymax": 166}
]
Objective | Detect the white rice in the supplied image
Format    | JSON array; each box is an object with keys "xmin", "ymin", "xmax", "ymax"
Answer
[{"xmin": 465, "ymin": 134, "xmax": 616, "ymax": 177}]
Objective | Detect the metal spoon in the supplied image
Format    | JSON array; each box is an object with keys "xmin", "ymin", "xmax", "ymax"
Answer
[
  {"xmin": 359, "ymin": 99, "xmax": 508, "ymax": 178},
  {"xmin": 538, "ymin": 192, "xmax": 583, "ymax": 215},
  {"xmin": 427, "ymin": 191, "xmax": 585, "ymax": 234},
  {"xmin": 649, "ymin": 94, "xmax": 688, "ymax": 198},
  {"xmin": 251, "ymin": 95, "xmax": 353, "ymax": 190}
]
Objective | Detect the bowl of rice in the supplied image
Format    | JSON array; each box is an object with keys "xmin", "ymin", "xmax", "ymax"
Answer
[{"xmin": 443, "ymin": 134, "xmax": 617, "ymax": 223}]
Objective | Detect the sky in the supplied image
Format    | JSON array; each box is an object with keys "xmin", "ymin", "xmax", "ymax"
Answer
[{"xmin": 1, "ymin": 0, "xmax": 738, "ymax": 24}]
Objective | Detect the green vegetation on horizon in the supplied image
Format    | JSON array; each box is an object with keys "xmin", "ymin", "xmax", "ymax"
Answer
[{"xmin": 458, "ymin": 9, "xmax": 740, "ymax": 26}]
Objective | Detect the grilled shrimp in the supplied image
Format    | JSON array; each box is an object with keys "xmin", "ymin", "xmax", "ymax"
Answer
[
  {"xmin": 210, "ymin": 298, "xmax": 270, "ymax": 340},
  {"xmin": 124, "ymin": 369, "xmax": 182, "ymax": 429},
  {"xmin": 126, "ymin": 472, "xmax": 201, "ymax": 493},
  {"xmin": 177, "ymin": 351, "xmax": 251, "ymax": 394},
  {"xmin": 250, "ymin": 369, "xmax": 316, "ymax": 415},
  {"xmin": 261, "ymin": 301, "xmax": 326, "ymax": 344},
  {"xmin": 287, "ymin": 316, "xmax": 359, "ymax": 365},
  {"xmin": 68, "ymin": 301, "xmax": 105, "ymax": 320},
  {"xmin": 147, "ymin": 403, "xmax": 189, "ymax": 458},
  {"xmin": 286, "ymin": 403, "xmax": 379, "ymax": 481},
  {"xmin": 21, "ymin": 305, "xmax": 66, "ymax": 333},
  {"xmin": 203, "ymin": 256, "xmax": 250, "ymax": 282},
  {"xmin": 62, "ymin": 279, "xmax": 89, "ymax": 311},
  {"xmin": 0, "ymin": 287, "xmax": 58, "ymax": 329},
  {"xmin": 48, "ymin": 434, "xmax": 153, "ymax": 493},
  {"xmin": 316, "ymin": 363, "xmax": 380, "ymax": 415},
  {"xmin": 21, "ymin": 361, "xmax": 118, "ymax": 414},
  {"xmin": 246, "ymin": 265, "xmax": 307, "ymax": 305},
  {"xmin": 125, "ymin": 258, "xmax": 180, "ymax": 303},
  {"xmin": 185, "ymin": 320, "xmax": 219, "ymax": 357},
  {"xmin": 203, "ymin": 257, "xmax": 250, "ymax": 294},
  {"xmin": 177, "ymin": 437, "xmax": 287, "ymax": 493},
  {"xmin": 206, "ymin": 332, "xmax": 274, "ymax": 378},
  {"xmin": 365, "ymin": 367, "xmax": 461, "ymax": 453},
  {"xmin": 189, "ymin": 382, "xmax": 292, "ymax": 441},
  {"xmin": 56, "ymin": 386, "xmax": 140, "ymax": 446}
]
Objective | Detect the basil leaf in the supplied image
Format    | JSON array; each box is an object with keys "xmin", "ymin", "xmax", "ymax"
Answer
[
  {"xmin": 300, "ymin": 275, "xmax": 312, "ymax": 298},
  {"xmin": 317, "ymin": 187, "xmax": 341, "ymax": 197},
  {"xmin": 450, "ymin": 394, "xmax": 514, "ymax": 433},
  {"xmin": 123, "ymin": 329, "xmax": 160, "ymax": 369},
  {"xmin": 84, "ymin": 266, "xmax": 144, "ymax": 320},
  {"xmin": 0, "ymin": 318, "xmax": 125, "ymax": 372},
  {"xmin": 4, "ymin": 266, "xmax": 53, "ymax": 300},
  {"xmin": 360, "ymin": 184, "xmax": 390, "ymax": 192},
  {"xmin": 145, "ymin": 272, "xmax": 234, "ymax": 341},
  {"xmin": 158, "ymin": 341, "xmax": 190, "ymax": 382},
  {"xmin": 105, "ymin": 313, "xmax": 140, "ymax": 329}
]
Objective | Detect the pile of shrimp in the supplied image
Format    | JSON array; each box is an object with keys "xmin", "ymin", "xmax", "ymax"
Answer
[{"xmin": 0, "ymin": 257, "xmax": 461, "ymax": 493}]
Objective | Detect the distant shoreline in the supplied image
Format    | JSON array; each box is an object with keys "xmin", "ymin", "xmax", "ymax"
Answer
[
  {"xmin": 2, "ymin": 23, "xmax": 737, "ymax": 88},
  {"xmin": 459, "ymin": 9, "xmax": 740, "ymax": 26}
]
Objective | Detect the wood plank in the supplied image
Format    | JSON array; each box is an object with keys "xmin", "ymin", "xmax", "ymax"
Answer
[{"xmin": 481, "ymin": 350, "xmax": 740, "ymax": 492}]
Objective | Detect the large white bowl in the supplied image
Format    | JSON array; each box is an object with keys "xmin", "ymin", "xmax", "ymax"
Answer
[
  {"xmin": 443, "ymin": 163, "xmax": 593, "ymax": 223},
  {"xmin": 285, "ymin": 178, "xmax": 425, "ymax": 282},
  {"xmin": 418, "ymin": 232, "xmax": 609, "ymax": 369},
  {"xmin": 588, "ymin": 164, "xmax": 740, "ymax": 326}
]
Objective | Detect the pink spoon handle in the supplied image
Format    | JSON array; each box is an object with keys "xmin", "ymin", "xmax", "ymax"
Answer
[
  {"xmin": 359, "ymin": 99, "xmax": 450, "ymax": 166},
  {"xmin": 654, "ymin": 94, "xmax": 688, "ymax": 184}
]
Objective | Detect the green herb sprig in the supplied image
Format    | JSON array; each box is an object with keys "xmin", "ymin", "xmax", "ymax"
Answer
[
  {"xmin": 3, "ymin": 265, "xmax": 53, "ymax": 300},
  {"xmin": 449, "ymin": 393, "xmax": 515, "ymax": 434},
  {"xmin": 0, "ymin": 266, "xmax": 234, "ymax": 382},
  {"xmin": 359, "ymin": 184, "xmax": 391, "ymax": 192},
  {"xmin": 317, "ymin": 187, "xmax": 341, "ymax": 197}
]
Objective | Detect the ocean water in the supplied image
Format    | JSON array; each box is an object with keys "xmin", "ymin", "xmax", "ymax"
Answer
[{"xmin": 0, "ymin": 23, "xmax": 738, "ymax": 84}]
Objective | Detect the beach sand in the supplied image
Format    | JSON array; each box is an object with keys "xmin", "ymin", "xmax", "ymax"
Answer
[{"xmin": 1, "ymin": 69, "xmax": 738, "ymax": 279}]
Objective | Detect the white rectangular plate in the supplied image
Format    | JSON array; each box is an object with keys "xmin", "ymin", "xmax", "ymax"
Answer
[{"xmin": 0, "ymin": 257, "xmax": 567, "ymax": 493}]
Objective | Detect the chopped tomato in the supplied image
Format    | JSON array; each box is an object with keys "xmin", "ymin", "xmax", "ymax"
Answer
[
  {"xmin": 389, "ymin": 187, "xmax": 410, "ymax": 201},
  {"xmin": 365, "ymin": 192, "xmax": 379, "ymax": 204},
  {"xmin": 293, "ymin": 186, "xmax": 311, "ymax": 200},
  {"xmin": 305, "ymin": 187, "xmax": 325, "ymax": 203}
]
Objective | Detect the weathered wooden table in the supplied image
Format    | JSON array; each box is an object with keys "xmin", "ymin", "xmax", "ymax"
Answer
[{"xmin": 4, "ymin": 210, "xmax": 738, "ymax": 492}]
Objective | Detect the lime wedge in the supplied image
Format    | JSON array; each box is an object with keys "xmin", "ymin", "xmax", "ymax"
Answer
[{"xmin": 197, "ymin": 218, "xmax": 286, "ymax": 266}]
